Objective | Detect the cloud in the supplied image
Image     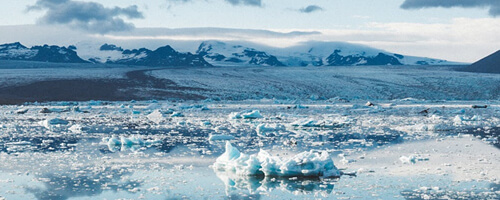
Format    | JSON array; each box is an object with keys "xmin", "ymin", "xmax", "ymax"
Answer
[
  {"xmin": 225, "ymin": 0, "xmax": 262, "ymax": 7},
  {"xmin": 401, "ymin": 0, "xmax": 500, "ymax": 16},
  {"xmin": 28, "ymin": 0, "xmax": 144, "ymax": 33},
  {"xmin": 165, "ymin": 0, "xmax": 262, "ymax": 7},
  {"xmin": 299, "ymin": 5, "xmax": 323, "ymax": 13}
]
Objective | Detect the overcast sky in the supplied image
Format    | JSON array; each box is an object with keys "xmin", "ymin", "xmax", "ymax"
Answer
[{"xmin": 1, "ymin": 0, "xmax": 499, "ymax": 62}]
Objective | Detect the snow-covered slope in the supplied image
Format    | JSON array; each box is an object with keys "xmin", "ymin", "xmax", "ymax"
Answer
[
  {"xmin": 196, "ymin": 40, "xmax": 460, "ymax": 67},
  {"xmin": 0, "ymin": 42, "xmax": 87, "ymax": 63},
  {"xmin": 197, "ymin": 41, "xmax": 285, "ymax": 66}
]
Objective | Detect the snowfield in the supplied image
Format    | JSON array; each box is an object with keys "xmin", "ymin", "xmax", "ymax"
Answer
[{"xmin": 150, "ymin": 65, "xmax": 500, "ymax": 100}]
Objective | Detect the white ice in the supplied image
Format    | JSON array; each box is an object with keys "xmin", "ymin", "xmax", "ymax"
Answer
[{"xmin": 213, "ymin": 142, "xmax": 341, "ymax": 177}]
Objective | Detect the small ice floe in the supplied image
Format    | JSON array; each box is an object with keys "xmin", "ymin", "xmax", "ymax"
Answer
[
  {"xmin": 39, "ymin": 118, "xmax": 69, "ymax": 129},
  {"xmin": 453, "ymin": 115, "xmax": 482, "ymax": 126},
  {"xmin": 68, "ymin": 124, "xmax": 85, "ymax": 133},
  {"xmin": 339, "ymin": 154, "xmax": 356, "ymax": 164},
  {"xmin": 5, "ymin": 141, "xmax": 32, "ymax": 145},
  {"xmin": 399, "ymin": 154, "xmax": 429, "ymax": 164},
  {"xmin": 229, "ymin": 110, "xmax": 263, "ymax": 119},
  {"xmin": 147, "ymin": 110, "xmax": 165, "ymax": 124},
  {"xmin": 15, "ymin": 108, "xmax": 28, "ymax": 114},
  {"xmin": 241, "ymin": 110, "xmax": 263, "ymax": 119},
  {"xmin": 213, "ymin": 142, "xmax": 341, "ymax": 177},
  {"xmin": 256, "ymin": 124, "xmax": 286, "ymax": 136},
  {"xmin": 209, "ymin": 134, "xmax": 236, "ymax": 141},
  {"xmin": 291, "ymin": 119, "xmax": 348, "ymax": 129},
  {"xmin": 40, "ymin": 108, "xmax": 52, "ymax": 113},
  {"xmin": 287, "ymin": 104, "xmax": 309, "ymax": 109},
  {"xmin": 103, "ymin": 136, "xmax": 161, "ymax": 152},
  {"xmin": 171, "ymin": 112, "xmax": 184, "ymax": 117}
]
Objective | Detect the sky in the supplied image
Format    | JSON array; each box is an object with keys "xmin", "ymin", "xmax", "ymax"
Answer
[{"xmin": 0, "ymin": 0, "xmax": 499, "ymax": 62}]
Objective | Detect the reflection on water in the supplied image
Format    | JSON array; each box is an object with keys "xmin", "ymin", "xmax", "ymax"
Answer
[
  {"xmin": 25, "ymin": 167, "xmax": 141, "ymax": 200},
  {"xmin": 400, "ymin": 183, "xmax": 500, "ymax": 200},
  {"xmin": 215, "ymin": 171, "xmax": 337, "ymax": 197},
  {"xmin": 0, "ymin": 136, "xmax": 79, "ymax": 153}
]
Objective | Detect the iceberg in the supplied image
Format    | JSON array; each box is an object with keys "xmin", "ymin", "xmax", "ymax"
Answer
[
  {"xmin": 147, "ymin": 110, "xmax": 165, "ymax": 124},
  {"xmin": 229, "ymin": 110, "xmax": 263, "ymax": 119},
  {"xmin": 213, "ymin": 142, "xmax": 340, "ymax": 177},
  {"xmin": 39, "ymin": 118, "xmax": 69, "ymax": 129}
]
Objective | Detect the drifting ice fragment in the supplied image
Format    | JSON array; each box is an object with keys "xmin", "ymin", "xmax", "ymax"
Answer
[
  {"xmin": 213, "ymin": 142, "xmax": 340, "ymax": 177},
  {"xmin": 147, "ymin": 110, "xmax": 165, "ymax": 124},
  {"xmin": 400, "ymin": 154, "xmax": 429, "ymax": 164},
  {"xmin": 229, "ymin": 110, "xmax": 263, "ymax": 119},
  {"xmin": 39, "ymin": 118, "xmax": 69, "ymax": 129},
  {"xmin": 171, "ymin": 112, "xmax": 184, "ymax": 117},
  {"xmin": 209, "ymin": 134, "xmax": 236, "ymax": 141},
  {"xmin": 103, "ymin": 136, "xmax": 161, "ymax": 152},
  {"xmin": 241, "ymin": 110, "xmax": 263, "ymax": 119},
  {"xmin": 256, "ymin": 124, "xmax": 285, "ymax": 136}
]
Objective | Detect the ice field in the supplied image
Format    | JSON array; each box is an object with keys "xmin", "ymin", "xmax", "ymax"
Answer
[{"xmin": 0, "ymin": 99, "xmax": 499, "ymax": 199}]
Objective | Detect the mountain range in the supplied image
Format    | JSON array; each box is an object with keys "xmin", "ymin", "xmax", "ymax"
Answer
[{"xmin": 0, "ymin": 41, "xmax": 462, "ymax": 67}]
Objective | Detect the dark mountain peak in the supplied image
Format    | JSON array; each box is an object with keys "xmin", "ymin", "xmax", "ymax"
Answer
[
  {"xmin": 463, "ymin": 50, "xmax": 500, "ymax": 73},
  {"xmin": 122, "ymin": 48, "xmax": 151, "ymax": 55},
  {"xmin": 326, "ymin": 51, "xmax": 402, "ymax": 66},
  {"xmin": 108, "ymin": 45, "xmax": 212, "ymax": 67},
  {"xmin": 197, "ymin": 41, "xmax": 225, "ymax": 55},
  {"xmin": 100, "ymin": 44, "xmax": 123, "ymax": 51},
  {"xmin": 0, "ymin": 42, "xmax": 28, "ymax": 50},
  {"xmin": 0, "ymin": 42, "xmax": 88, "ymax": 63},
  {"xmin": 154, "ymin": 45, "xmax": 176, "ymax": 55},
  {"xmin": 30, "ymin": 44, "xmax": 88, "ymax": 63}
]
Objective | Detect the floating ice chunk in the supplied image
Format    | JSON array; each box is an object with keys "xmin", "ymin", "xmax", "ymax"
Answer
[
  {"xmin": 291, "ymin": 119, "xmax": 347, "ymax": 129},
  {"xmin": 213, "ymin": 142, "xmax": 340, "ymax": 177},
  {"xmin": 256, "ymin": 124, "xmax": 285, "ymax": 136},
  {"xmin": 147, "ymin": 110, "xmax": 165, "ymax": 124},
  {"xmin": 39, "ymin": 118, "xmax": 69, "ymax": 129},
  {"xmin": 229, "ymin": 110, "xmax": 263, "ymax": 119},
  {"xmin": 339, "ymin": 154, "xmax": 356, "ymax": 164},
  {"xmin": 453, "ymin": 115, "xmax": 482, "ymax": 126},
  {"xmin": 171, "ymin": 112, "xmax": 184, "ymax": 117},
  {"xmin": 399, "ymin": 155, "xmax": 416, "ymax": 164},
  {"xmin": 400, "ymin": 154, "xmax": 429, "ymax": 164},
  {"xmin": 209, "ymin": 134, "xmax": 236, "ymax": 141},
  {"xmin": 241, "ymin": 110, "xmax": 263, "ymax": 119},
  {"xmin": 103, "ymin": 136, "xmax": 161, "ymax": 152},
  {"xmin": 68, "ymin": 124, "xmax": 84, "ymax": 133},
  {"xmin": 228, "ymin": 112, "xmax": 242, "ymax": 119},
  {"xmin": 5, "ymin": 141, "xmax": 31, "ymax": 145},
  {"xmin": 200, "ymin": 120, "xmax": 212, "ymax": 126},
  {"xmin": 107, "ymin": 136, "xmax": 121, "ymax": 146},
  {"xmin": 15, "ymin": 108, "xmax": 28, "ymax": 114}
]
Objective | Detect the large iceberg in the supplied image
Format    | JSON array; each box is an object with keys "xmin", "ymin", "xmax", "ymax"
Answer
[{"xmin": 213, "ymin": 142, "xmax": 341, "ymax": 177}]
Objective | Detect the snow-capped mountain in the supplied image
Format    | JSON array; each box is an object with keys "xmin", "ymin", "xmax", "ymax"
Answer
[
  {"xmin": 0, "ymin": 42, "xmax": 88, "ymax": 63},
  {"xmin": 0, "ymin": 41, "xmax": 461, "ymax": 67},
  {"xmin": 90, "ymin": 44, "xmax": 213, "ymax": 67},
  {"xmin": 196, "ymin": 40, "xmax": 459, "ymax": 67},
  {"xmin": 197, "ymin": 41, "xmax": 285, "ymax": 66}
]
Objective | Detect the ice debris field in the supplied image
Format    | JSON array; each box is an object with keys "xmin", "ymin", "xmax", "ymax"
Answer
[{"xmin": 0, "ymin": 99, "xmax": 499, "ymax": 199}]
